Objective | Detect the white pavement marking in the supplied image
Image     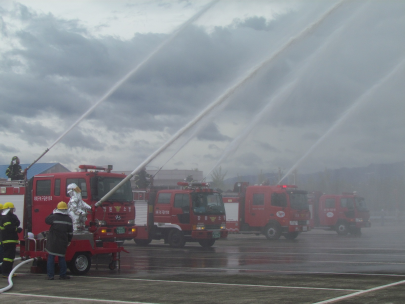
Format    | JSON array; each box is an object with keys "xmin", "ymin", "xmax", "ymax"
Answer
[
  {"xmin": 313, "ymin": 279, "xmax": 405, "ymax": 304},
  {"xmin": 83, "ymin": 276, "xmax": 360, "ymax": 292},
  {"xmin": 5, "ymin": 293, "xmax": 154, "ymax": 304},
  {"xmin": 116, "ymin": 264, "xmax": 405, "ymax": 277},
  {"xmin": 126, "ymin": 259, "xmax": 405, "ymax": 265}
]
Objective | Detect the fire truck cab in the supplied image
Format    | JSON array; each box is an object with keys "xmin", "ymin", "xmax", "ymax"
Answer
[
  {"xmin": 308, "ymin": 191, "xmax": 371, "ymax": 235},
  {"xmin": 134, "ymin": 181, "xmax": 228, "ymax": 248},
  {"xmin": 25, "ymin": 165, "xmax": 136, "ymax": 241},
  {"xmin": 223, "ymin": 183, "xmax": 311, "ymax": 240}
]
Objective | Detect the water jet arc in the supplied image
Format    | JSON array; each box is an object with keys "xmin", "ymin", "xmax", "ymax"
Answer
[
  {"xmin": 24, "ymin": 0, "xmax": 219, "ymax": 171},
  {"xmin": 96, "ymin": 1, "xmax": 347, "ymax": 204},
  {"xmin": 279, "ymin": 58, "xmax": 405, "ymax": 184}
]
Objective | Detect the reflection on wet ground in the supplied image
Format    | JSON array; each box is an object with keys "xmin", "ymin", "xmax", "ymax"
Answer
[
  {"xmin": 7, "ymin": 224, "xmax": 405, "ymax": 304},
  {"xmin": 92, "ymin": 224, "xmax": 405, "ymax": 277}
]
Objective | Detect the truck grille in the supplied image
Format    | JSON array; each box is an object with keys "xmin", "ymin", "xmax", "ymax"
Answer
[{"xmin": 205, "ymin": 224, "xmax": 221, "ymax": 230}]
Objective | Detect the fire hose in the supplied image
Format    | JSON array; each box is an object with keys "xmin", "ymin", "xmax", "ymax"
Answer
[{"xmin": 0, "ymin": 258, "xmax": 34, "ymax": 294}]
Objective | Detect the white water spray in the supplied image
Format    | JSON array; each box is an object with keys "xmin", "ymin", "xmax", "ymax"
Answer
[
  {"xmin": 206, "ymin": 0, "xmax": 368, "ymax": 179},
  {"xmin": 135, "ymin": 0, "xmax": 347, "ymax": 180},
  {"xmin": 279, "ymin": 57, "xmax": 405, "ymax": 184},
  {"xmin": 26, "ymin": 0, "xmax": 219, "ymax": 172},
  {"xmin": 206, "ymin": 81, "xmax": 298, "ymax": 179},
  {"xmin": 154, "ymin": 107, "xmax": 221, "ymax": 175}
]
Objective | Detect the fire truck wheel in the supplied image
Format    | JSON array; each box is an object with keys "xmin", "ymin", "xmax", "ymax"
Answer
[
  {"xmin": 168, "ymin": 229, "xmax": 186, "ymax": 248},
  {"xmin": 336, "ymin": 221, "xmax": 349, "ymax": 236},
  {"xmin": 284, "ymin": 232, "xmax": 299, "ymax": 240},
  {"xmin": 198, "ymin": 239, "xmax": 216, "ymax": 248},
  {"xmin": 264, "ymin": 223, "xmax": 281, "ymax": 240},
  {"xmin": 69, "ymin": 252, "xmax": 92, "ymax": 275},
  {"xmin": 108, "ymin": 261, "xmax": 117, "ymax": 270},
  {"xmin": 134, "ymin": 239, "xmax": 152, "ymax": 246}
]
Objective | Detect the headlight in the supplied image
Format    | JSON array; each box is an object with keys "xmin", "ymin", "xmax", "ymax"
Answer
[
  {"xmin": 355, "ymin": 218, "xmax": 363, "ymax": 222},
  {"xmin": 193, "ymin": 223, "xmax": 205, "ymax": 230},
  {"xmin": 128, "ymin": 220, "xmax": 135, "ymax": 224},
  {"xmin": 289, "ymin": 221, "xmax": 298, "ymax": 226},
  {"xmin": 220, "ymin": 222, "xmax": 226, "ymax": 230},
  {"xmin": 97, "ymin": 220, "xmax": 107, "ymax": 226}
]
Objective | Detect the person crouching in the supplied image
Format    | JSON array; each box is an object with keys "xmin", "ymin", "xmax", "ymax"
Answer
[{"xmin": 45, "ymin": 201, "xmax": 73, "ymax": 280}]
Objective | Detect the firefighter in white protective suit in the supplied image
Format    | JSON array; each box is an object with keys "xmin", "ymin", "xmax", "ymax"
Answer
[{"xmin": 67, "ymin": 183, "xmax": 91, "ymax": 232}]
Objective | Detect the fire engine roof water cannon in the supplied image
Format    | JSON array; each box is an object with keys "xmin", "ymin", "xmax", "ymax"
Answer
[{"xmin": 177, "ymin": 181, "xmax": 212, "ymax": 191}]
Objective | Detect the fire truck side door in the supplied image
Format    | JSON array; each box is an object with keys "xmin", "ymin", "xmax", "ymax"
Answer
[
  {"xmin": 245, "ymin": 191, "xmax": 266, "ymax": 227},
  {"xmin": 340, "ymin": 197, "xmax": 355, "ymax": 218},
  {"xmin": 173, "ymin": 193, "xmax": 190, "ymax": 224},
  {"xmin": 320, "ymin": 197, "xmax": 337, "ymax": 226},
  {"xmin": 270, "ymin": 192, "xmax": 288, "ymax": 226},
  {"xmin": 154, "ymin": 192, "xmax": 172, "ymax": 223},
  {"xmin": 32, "ymin": 178, "xmax": 56, "ymax": 235}
]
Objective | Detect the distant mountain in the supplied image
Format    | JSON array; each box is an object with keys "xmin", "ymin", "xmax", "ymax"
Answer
[{"xmin": 224, "ymin": 161, "xmax": 405, "ymax": 187}]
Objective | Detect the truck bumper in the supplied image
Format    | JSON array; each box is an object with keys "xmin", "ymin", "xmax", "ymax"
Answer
[
  {"xmin": 287, "ymin": 225, "xmax": 310, "ymax": 233},
  {"xmin": 191, "ymin": 230, "xmax": 228, "ymax": 239},
  {"xmin": 95, "ymin": 225, "xmax": 137, "ymax": 240},
  {"xmin": 353, "ymin": 221, "xmax": 371, "ymax": 228}
]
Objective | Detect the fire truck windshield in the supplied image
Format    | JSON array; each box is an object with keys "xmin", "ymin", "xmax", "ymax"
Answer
[
  {"xmin": 355, "ymin": 197, "xmax": 368, "ymax": 211},
  {"xmin": 91, "ymin": 177, "xmax": 133, "ymax": 202},
  {"xmin": 289, "ymin": 192, "xmax": 309, "ymax": 210},
  {"xmin": 192, "ymin": 192, "xmax": 225, "ymax": 215}
]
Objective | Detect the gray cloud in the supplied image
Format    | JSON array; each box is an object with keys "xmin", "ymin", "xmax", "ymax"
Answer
[
  {"xmin": 0, "ymin": 1, "xmax": 404, "ymax": 178},
  {"xmin": 0, "ymin": 143, "xmax": 19, "ymax": 153},
  {"xmin": 196, "ymin": 124, "xmax": 231, "ymax": 141}
]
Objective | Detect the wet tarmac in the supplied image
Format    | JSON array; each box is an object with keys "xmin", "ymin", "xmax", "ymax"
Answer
[{"xmin": 1, "ymin": 222, "xmax": 405, "ymax": 303}]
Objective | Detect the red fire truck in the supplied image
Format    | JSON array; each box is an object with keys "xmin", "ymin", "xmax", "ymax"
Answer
[
  {"xmin": 133, "ymin": 181, "xmax": 228, "ymax": 248},
  {"xmin": 1, "ymin": 165, "xmax": 136, "ymax": 242},
  {"xmin": 1, "ymin": 164, "xmax": 133, "ymax": 275},
  {"xmin": 222, "ymin": 182, "xmax": 311, "ymax": 240},
  {"xmin": 307, "ymin": 191, "xmax": 371, "ymax": 235}
]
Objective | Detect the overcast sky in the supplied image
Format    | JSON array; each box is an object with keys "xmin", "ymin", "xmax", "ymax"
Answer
[{"xmin": 0, "ymin": 0, "xmax": 404, "ymax": 181}]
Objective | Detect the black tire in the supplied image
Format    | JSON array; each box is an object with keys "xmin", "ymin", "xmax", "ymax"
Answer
[
  {"xmin": 198, "ymin": 239, "xmax": 216, "ymax": 248},
  {"xmin": 168, "ymin": 229, "xmax": 186, "ymax": 248},
  {"xmin": 69, "ymin": 252, "xmax": 91, "ymax": 275},
  {"xmin": 108, "ymin": 261, "xmax": 117, "ymax": 270},
  {"xmin": 134, "ymin": 239, "xmax": 152, "ymax": 246},
  {"xmin": 336, "ymin": 222, "xmax": 349, "ymax": 236},
  {"xmin": 263, "ymin": 223, "xmax": 281, "ymax": 240},
  {"xmin": 284, "ymin": 232, "xmax": 299, "ymax": 240}
]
